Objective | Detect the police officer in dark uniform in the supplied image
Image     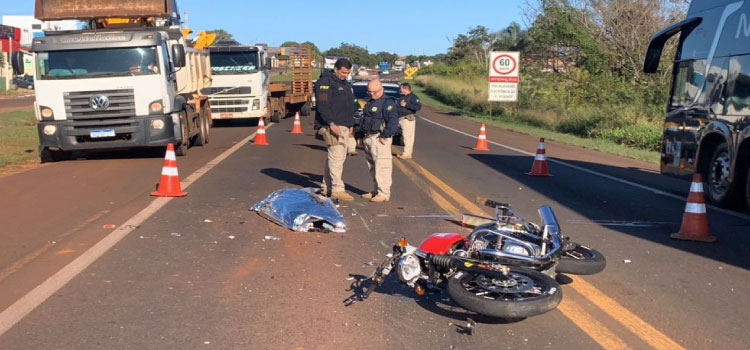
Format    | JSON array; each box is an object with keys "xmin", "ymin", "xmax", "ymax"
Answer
[
  {"xmin": 314, "ymin": 58, "xmax": 358, "ymax": 201},
  {"xmin": 396, "ymin": 83, "xmax": 421, "ymax": 159},
  {"xmin": 357, "ymin": 80, "xmax": 400, "ymax": 202}
]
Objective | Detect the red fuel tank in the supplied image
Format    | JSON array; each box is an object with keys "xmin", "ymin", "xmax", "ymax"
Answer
[{"xmin": 417, "ymin": 233, "xmax": 465, "ymax": 255}]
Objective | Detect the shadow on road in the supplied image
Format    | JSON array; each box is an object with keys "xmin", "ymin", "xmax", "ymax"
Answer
[
  {"xmin": 261, "ymin": 168, "xmax": 367, "ymax": 195},
  {"xmin": 467, "ymin": 153, "xmax": 750, "ymax": 269}
]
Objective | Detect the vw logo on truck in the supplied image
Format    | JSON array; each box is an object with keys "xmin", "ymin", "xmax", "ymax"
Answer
[{"xmin": 89, "ymin": 94, "xmax": 110, "ymax": 111}]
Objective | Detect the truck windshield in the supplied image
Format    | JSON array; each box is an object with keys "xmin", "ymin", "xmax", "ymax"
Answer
[
  {"xmin": 210, "ymin": 51, "xmax": 259, "ymax": 74},
  {"xmin": 36, "ymin": 47, "xmax": 160, "ymax": 80}
]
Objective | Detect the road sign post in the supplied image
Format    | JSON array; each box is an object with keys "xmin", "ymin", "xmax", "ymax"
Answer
[{"xmin": 488, "ymin": 51, "xmax": 520, "ymax": 103}]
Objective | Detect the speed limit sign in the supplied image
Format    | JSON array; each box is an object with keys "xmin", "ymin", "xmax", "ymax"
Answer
[{"xmin": 488, "ymin": 51, "xmax": 520, "ymax": 102}]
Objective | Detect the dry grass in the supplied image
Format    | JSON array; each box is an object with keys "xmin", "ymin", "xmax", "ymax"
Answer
[{"xmin": 0, "ymin": 110, "xmax": 39, "ymax": 168}]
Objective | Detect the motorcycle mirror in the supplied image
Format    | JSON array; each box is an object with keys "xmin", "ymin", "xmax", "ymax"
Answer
[{"xmin": 397, "ymin": 237, "xmax": 407, "ymax": 248}]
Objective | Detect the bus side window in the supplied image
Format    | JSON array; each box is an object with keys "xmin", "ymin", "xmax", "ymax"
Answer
[
  {"xmin": 703, "ymin": 56, "xmax": 728, "ymax": 115},
  {"xmin": 725, "ymin": 56, "xmax": 750, "ymax": 116}
]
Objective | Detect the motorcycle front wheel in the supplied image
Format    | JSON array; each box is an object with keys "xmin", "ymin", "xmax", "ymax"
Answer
[
  {"xmin": 447, "ymin": 266, "xmax": 562, "ymax": 319},
  {"xmin": 556, "ymin": 243, "xmax": 606, "ymax": 275}
]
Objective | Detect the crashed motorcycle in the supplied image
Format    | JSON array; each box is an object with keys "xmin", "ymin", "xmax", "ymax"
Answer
[
  {"xmin": 459, "ymin": 199, "xmax": 606, "ymax": 276},
  {"xmin": 346, "ymin": 237, "xmax": 563, "ymax": 319}
]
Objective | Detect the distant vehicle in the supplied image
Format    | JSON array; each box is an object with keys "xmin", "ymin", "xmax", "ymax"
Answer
[
  {"xmin": 12, "ymin": 75, "xmax": 34, "ymax": 89},
  {"xmin": 378, "ymin": 61, "xmax": 391, "ymax": 74},
  {"xmin": 394, "ymin": 60, "xmax": 405, "ymax": 72},
  {"xmin": 644, "ymin": 0, "xmax": 750, "ymax": 210}
]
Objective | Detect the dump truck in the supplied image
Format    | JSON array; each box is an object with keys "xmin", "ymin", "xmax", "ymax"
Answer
[
  {"xmin": 205, "ymin": 44, "xmax": 312, "ymax": 123},
  {"xmin": 12, "ymin": 0, "xmax": 212, "ymax": 162}
]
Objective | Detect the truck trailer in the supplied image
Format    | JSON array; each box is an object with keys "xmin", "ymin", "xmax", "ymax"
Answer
[{"xmin": 13, "ymin": 0, "xmax": 213, "ymax": 161}]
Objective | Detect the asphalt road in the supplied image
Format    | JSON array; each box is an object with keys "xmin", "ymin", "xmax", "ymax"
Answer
[{"xmin": 1, "ymin": 106, "xmax": 749, "ymax": 349}]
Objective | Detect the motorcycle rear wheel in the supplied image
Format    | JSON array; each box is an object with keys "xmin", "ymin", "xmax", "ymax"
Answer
[
  {"xmin": 447, "ymin": 266, "xmax": 562, "ymax": 319},
  {"xmin": 557, "ymin": 243, "xmax": 606, "ymax": 275}
]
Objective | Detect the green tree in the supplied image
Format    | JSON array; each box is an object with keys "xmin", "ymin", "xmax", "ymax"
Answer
[
  {"xmin": 280, "ymin": 41, "xmax": 300, "ymax": 47},
  {"xmin": 207, "ymin": 29, "xmax": 235, "ymax": 43},
  {"xmin": 375, "ymin": 51, "xmax": 399, "ymax": 65},
  {"xmin": 323, "ymin": 43, "xmax": 376, "ymax": 67}
]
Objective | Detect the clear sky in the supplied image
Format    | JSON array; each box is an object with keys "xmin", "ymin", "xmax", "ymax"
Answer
[{"xmin": 1, "ymin": 0, "xmax": 528, "ymax": 55}]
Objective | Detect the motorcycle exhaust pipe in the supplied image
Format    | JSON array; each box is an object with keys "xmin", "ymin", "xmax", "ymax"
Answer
[{"xmin": 538, "ymin": 206, "xmax": 559, "ymax": 255}]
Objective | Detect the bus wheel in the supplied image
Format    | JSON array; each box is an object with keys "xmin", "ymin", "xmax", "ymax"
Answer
[{"xmin": 707, "ymin": 143, "xmax": 740, "ymax": 207}]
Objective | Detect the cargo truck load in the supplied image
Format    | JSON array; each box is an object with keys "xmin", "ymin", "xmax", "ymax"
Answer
[
  {"xmin": 205, "ymin": 44, "xmax": 312, "ymax": 123},
  {"xmin": 15, "ymin": 0, "xmax": 212, "ymax": 162}
]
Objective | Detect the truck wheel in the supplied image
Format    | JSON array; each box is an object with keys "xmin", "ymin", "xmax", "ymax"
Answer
[
  {"xmin": 40, "ymin": 148, "xmax": 72, "ymax": 163},
  {"xmin": 271, "ymin": 110, "xmax": 281, "ymax": 123},
  {"xmin": 300, "ymin": 102, "xmax": 312, "ymax": 116},
  {"xmin": 175, "ymin": 111, "xmax": 189, "ymax": 156},
  {"xmin": 195, "ymin": 112, "xmax": 208, "ymax": 146},
  {"xmin": 706, "ymin": 143, "xmax": 740, "ymax": 207}
]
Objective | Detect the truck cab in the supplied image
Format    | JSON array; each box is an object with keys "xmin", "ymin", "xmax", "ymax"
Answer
[
  {"xmin": 13, "ymin": 0, "xmax": 212, "ymax": 162},
  {"xmin": 204, "ymin": 45, "xmax": 268, "ymax": 121}
]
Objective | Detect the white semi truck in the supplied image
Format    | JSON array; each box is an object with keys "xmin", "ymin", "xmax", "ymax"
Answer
[
  {"xmin": 12, "ymin": 0, "xmax": 212, "ymax": 162},
  {"xmin": 206, "ymin": 44, "xmax": 312, "ymax": 123}
]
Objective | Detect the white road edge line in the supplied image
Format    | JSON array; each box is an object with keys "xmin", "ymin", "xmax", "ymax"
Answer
[
  {"xmin": 420, "ymin": 117, "xmax": 750, "ymax": 221},
  {"xmin": 0, "ymin": 125, "xmax": 270, "ymax": 336}
]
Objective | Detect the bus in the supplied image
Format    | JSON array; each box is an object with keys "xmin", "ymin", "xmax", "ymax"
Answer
[{"xmin": 644, "ymin": 0, "xmax": 750, "ymax": 210}]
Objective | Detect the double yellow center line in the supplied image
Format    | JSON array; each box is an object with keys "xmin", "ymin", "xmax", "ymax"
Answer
[{"xmin": 393, "ymin": 157, "xmax": 685, "ymax": 350}]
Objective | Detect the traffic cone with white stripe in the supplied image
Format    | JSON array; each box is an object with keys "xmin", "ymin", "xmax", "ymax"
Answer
[
  {"xmin": 670, "ymin": 174, "xmax": 716, "ymax": 242},
  {"xmin": 253, "ymin": 118, "xmax": 269, "ymax": 146},
  {"xmin": 473, "ymin": 123, "xmax": 489, "ymax": 151},
  {"xmin": 150, "ymin": 143, "xmax": 187, "ymax": 197},
  {"xmin": 291, "ymin": 112, "xmax": 303, "ymax": 134},
  {"xmin": 526, "ymin": 138, "xmax": 552, "ymax": 176}
]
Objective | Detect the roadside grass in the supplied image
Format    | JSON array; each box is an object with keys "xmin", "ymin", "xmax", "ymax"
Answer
[
  {"xmin": 0, "ymin": 110, "xmax": 39, "ymax": 168},
  {"xmin": 270, "ymin": 68, "xmax": 321, "ymax": 82},
  {"xmin": 0, "ymin": 89, "xmax": 34, "ymax": 98},
  {"xmin": 410, "ymin": 82, "xmax": 660, "ymax": 164}
]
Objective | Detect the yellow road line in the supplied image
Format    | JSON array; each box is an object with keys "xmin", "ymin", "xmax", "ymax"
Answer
[
  {"xmin": 557, "ymin": 297, "xmax": 631, "ymax": 350},
  {"xmin": 570, "ymin": 276, "xmax": 686, "ymax": 350},
  {"xmin": 393, "ymin": 160, "xmax": 461, "ymax": 216},
  {"xmin": 395, "ymin": 157, "xmax": 685, "ymax": 350}
]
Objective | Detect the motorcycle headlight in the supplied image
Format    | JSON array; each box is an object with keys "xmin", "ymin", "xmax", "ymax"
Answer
[
  {"xmin": 397, "ymin": 254, "xmax": 421, "ymax": 284},
  {"xmin": 502, "ymin": 242, "xmax": 531, "ymax": 256}
]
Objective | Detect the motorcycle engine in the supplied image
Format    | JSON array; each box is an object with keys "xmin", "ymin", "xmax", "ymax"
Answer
[{"xmin": 502, "ymin": 242, "xmax": 531, "ymax": 256}]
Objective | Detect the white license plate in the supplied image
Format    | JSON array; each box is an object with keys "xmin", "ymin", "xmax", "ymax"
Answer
[
  {"xmin": 90, "ymin": 129, "xmax": 115, "ymax": 138},
  {"xmin": 220, "ymin": 113, "xmax": 234, "ymax": 118}
]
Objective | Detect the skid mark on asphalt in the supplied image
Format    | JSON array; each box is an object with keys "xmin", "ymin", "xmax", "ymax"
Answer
[
  {"xmin": 393, "ymin": 156, "xmax": 686, "ymax": 350},
  {"xmin": 420, "ymin": 116, "xmax": 750, "ymax": 222},
  {"xmin": 0, "ymin": 126, "xmax": 268, "ymax": 337}
]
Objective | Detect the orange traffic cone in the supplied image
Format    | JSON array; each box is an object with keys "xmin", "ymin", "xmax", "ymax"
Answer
[
  {"xmin": 670, "ymin": 174, "xmax": 716, "ymax": 242},
  {"xmin": 526, "ymin": 138, "xmax": 552, "ymax": 176},
  {"xmin": 291, "ymin": 112, "xmax": 303, "ymax": 134},
  {"xmin": 473, "ymin": 123, "xmax": 489, "ymax": 151},
  {"xmin": 150, "ymin": 143, "xmax": 187, "ymax": 197},
  {"xmin": 253, "ymin": 118, "xmax": 269, "ymax": 146}
]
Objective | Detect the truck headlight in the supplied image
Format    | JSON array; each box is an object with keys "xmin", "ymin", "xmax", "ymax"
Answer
[
  {"xmin": 151, "ymin": 119, "xmax": 165, "ymax": 130},
  {"xmin": 149, "ymin": 100, "xmax": 164, "ymax": 114},
  {"xmin": 43, "ymin": 125, "xmax": 57, "ymax": 135},
  {"xmin": 252, "ymin": 99, "xmax": 260, "ymax": 110},
  {"xmin": 397, "ymin": 254, "xmax": 422, "ymax": 284},
  {"xmin": 40, "ymin": 107, "xmax": 54, "ymax": 120},
  {"xmin": 502, "ymin": 242, "xmax": 531, "ymax": 256}
]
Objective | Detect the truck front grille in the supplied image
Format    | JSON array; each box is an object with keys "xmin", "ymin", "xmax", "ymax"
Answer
[
  {"xmin": 211, "ymin": 99, "xmax": 250, "ymax": 106},
  {"xmin": 212, "ymin": 107, "xmax": 249, "ymax": 113},
  {"xmin": 201, "ymin": 86, "xmax": 252, "ymax": 95},
  {"xmin": 64, "ymin": 89, "xmax": 136, "ymax": 122}
]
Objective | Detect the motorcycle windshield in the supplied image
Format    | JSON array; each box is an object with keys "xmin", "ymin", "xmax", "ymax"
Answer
[{"xmin": 251, "ymin": 188, "xmax": 346, "ymax": 233}]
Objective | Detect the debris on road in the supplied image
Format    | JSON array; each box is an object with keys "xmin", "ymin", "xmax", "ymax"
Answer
[
  {"xmin": 453, "ymin": 318, "xmax": 476, "ymax": 335},
  {"xmin": 102, "ymin": 224, "xmax": 116, "ymax": 229},
  {"xmin": 203, "ymin": 219, "xmax": 213, "ymax": 223},
  {"xmin": 251, "ymin": 188, "xmax": 346, "ymax": 233},
  {"xmin": 170, "ymin": 232, "xmax": 182, "ymax": 237},
  {"xmin": 264, "ymin": 235, "xmax": 281, "ymax": 241},
  {"xmin": 623, "ymin": 259, "xmax": 632, "ymax": 264},
  {"xmin": 228, "ymin": 235, "xmax": 236, "ymax": 240}
]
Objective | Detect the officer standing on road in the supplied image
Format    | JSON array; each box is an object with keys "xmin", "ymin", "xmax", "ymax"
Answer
[
  {"xmin": 314, "ymin": 58, "xmax": 358, "ymax": 201},
  {"xmin": 358, "ymin": 80, "xmax": 400, "ymax": 202},
  {"xmin": 396, "ymin": 83, "xmax": 421, "ymax": 159}
]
